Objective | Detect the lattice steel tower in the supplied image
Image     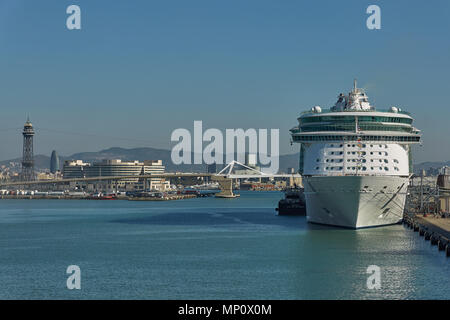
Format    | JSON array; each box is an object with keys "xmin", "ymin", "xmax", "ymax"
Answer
[{"xmin": 21, "ymin": 117, "xmax": 35, "ymax": 181}]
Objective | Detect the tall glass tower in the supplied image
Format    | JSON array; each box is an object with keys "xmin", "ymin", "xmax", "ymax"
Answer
[
  {"xmin": 21, "ymin": 118, "xmax": 35, "ymax": 181},
  {"xmin": 50, "ymin": 150, "xmax": 60, "ymax": 174}
]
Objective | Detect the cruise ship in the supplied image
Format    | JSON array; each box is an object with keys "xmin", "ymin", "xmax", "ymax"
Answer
[{"xmin": 290, "ymin": 81, "xmax": 421, "ymax": 228}]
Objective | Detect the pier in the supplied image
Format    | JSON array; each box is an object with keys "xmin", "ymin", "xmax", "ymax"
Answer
[
  {"xmin": 403, "ymin": 214, "xmax": 450, "ymax": 257},
  {"xmin": 0, "ymin": 193, "xmax": 208, "ymax": 201}
]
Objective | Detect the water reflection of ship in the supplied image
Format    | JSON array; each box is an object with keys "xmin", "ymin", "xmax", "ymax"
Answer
[{"xmin": 276, "ymin": 187, "xmax": 306, "ymax": 216}]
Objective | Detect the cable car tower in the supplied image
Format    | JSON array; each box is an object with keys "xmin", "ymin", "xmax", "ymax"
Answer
[{"xmin": 21, "ymin": 117, "xmax": 35, "ymax": 181}]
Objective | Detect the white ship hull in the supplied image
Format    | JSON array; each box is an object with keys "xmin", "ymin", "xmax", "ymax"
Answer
[{"xmin": 303, "ymin": 175, "xmax": 409, "ymax": 229}]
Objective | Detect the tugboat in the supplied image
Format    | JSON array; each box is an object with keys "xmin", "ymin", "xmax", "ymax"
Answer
[{"xmin": 276, "ymin": 186, "xmax": 306, "ymax": 216}]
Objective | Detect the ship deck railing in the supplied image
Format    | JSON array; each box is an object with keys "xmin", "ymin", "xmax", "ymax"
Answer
[{"xmin": 300, "ymin": 108, "xmax": 411, "ymax": 116}]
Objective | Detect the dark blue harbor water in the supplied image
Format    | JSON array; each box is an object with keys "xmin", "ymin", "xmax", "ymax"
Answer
[{"xmin": 0, "ymin": 191, "xmax": 448, "ymax": 299}]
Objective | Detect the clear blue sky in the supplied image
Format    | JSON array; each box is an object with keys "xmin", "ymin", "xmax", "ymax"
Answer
[{"xmin": 0, "ymin": 0, "xmax": 449, "ymax": 162}]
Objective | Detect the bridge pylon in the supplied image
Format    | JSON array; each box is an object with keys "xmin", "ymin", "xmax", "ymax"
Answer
[{"xmin": 211, "ymin": 176, "xmax": 239, "ymax": 198}]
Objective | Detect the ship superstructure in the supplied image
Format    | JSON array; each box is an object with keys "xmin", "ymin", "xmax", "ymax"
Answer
[{"xmin": 290, "ymin": 81, "xmax": 421, "ymax": 228}]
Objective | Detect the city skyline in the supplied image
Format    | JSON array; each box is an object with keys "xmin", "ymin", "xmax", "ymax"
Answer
[{"xmin": 0, "ymin": 1, "xmax": 449, "ymax": 162}]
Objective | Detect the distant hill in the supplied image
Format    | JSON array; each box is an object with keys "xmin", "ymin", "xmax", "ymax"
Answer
[
  {"xmin": 0, "ymin": 155, "xmax": 52, "ymax": 170},
  {"xmin": 2, "ymin": 147, "xmax": 447, "ymax": 174}
]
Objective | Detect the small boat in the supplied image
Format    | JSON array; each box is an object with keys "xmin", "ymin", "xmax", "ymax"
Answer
[{"xmin": 88, "ymin": 193, "xmax": 118, "ymax": 200}]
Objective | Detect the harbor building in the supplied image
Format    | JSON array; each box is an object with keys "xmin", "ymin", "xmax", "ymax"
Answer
[
  {"xmin": 62, "ymin": 159, "xmax": 169, "ymax": 191},
  {"xmin": 141, "ymin": 160, "xmax": 168, "ymax": 190},
  {"xmin": 62, "ymin": 160, "xmax": 91, "ymax": 179},
  {"xmin": 85, "ymin": 159, "xmax": 145, "ymax": 182},
  {"xmin": 85, "ymin": 159, "xmax": 167, "ymax": 190}
]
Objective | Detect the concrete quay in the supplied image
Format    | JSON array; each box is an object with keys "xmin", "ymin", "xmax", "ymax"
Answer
[
  {"xmin": 0, "ymin": 194, "xmax": 198, "ymax": 201},
  {"xmin": 0, "ymin": 195, "xmax": 85, "ymax": 200},
  {"xmin": 128, "ymin": 194, "xmax": 197, "ymax": 201},
  {"xmin": 403, "ymin": 214, "xmax": 450, "ymax": 257}
]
